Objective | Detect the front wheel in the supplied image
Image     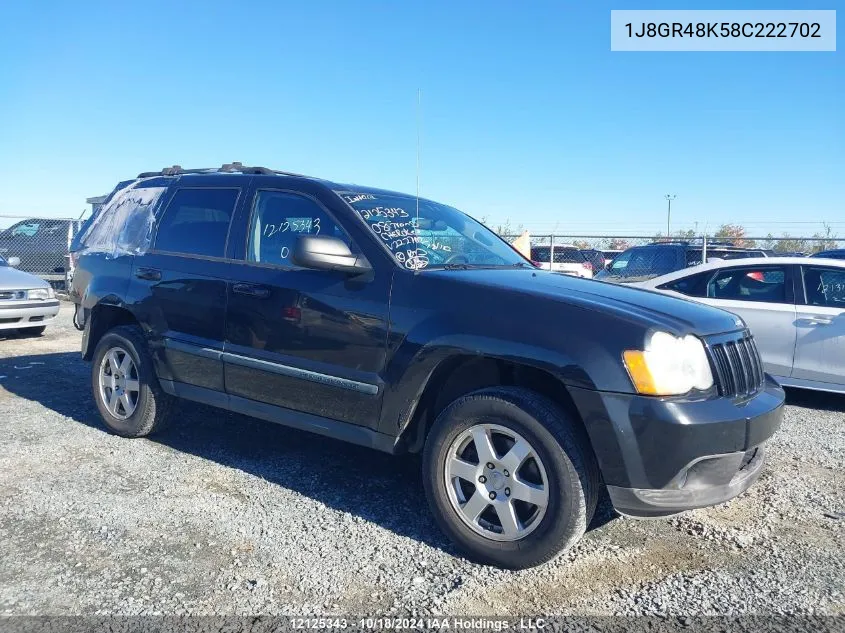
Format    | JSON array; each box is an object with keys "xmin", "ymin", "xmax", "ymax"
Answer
[
  {"xmin": 422, "ymin": 386, "xmax": 598, "ymax": 569},
  {"xmin": 91, "ymin": 325, "xmax": 173, "ymax": 438}
]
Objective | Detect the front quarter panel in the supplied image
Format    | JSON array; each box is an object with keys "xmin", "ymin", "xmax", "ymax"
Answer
[{"xmin": 378, "ymin": 271, "xmax": 645, "ymax": 436}]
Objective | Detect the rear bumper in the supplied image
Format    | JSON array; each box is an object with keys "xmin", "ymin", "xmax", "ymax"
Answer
[
  {"xmin": 0, "ymin": 300, "xmax": 60, "ymax": 330},
  {"xmin": 569, "ymin": 376, "xmax": 784, "ymax": 517}
]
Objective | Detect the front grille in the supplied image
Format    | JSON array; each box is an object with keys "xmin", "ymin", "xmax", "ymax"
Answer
[
  {"xmin": 707, "ymin": 332, "xmax": 765, "ymax": 398},
  {"xmin": 0, "ymin": 290, "xmax": 26, "ymax": 301}
]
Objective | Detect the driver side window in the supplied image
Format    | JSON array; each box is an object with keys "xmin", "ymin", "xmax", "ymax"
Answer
[{"xmin": 247, "ymin": 191, "xmax": 354, "ymax": 268}]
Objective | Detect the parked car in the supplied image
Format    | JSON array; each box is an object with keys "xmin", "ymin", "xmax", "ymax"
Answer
[
  {"xmin": 600, "ymin": 249, "xmax": 623, "ymax": 267},
  {"xmin": 637, "ymin": 257, "xmax": 845, "ymax": 394},
  {"xmin": 0, "ymin": 254, "xmax": 60, "ymax": 336},
  {"xmin": 70, "ymin": 163, "xmax": 783, "ymax": 569},
  {"xmin": 0, "ymin": 217, "xmax": 82, "ymax": 289},
  {"xmin": 595, "ymin": 241, "xmax": 768, "ymax": 284},
  {"xmin": 811, "ymin": 249, "xmax": 845, "ymax": 260},
  {"xmin": 579, "ymin": 248, "xmax": 606, "ymax": 272},
  {"xmin": 530, "ymin": 244, "xmax": 593, "ymax": 278}
]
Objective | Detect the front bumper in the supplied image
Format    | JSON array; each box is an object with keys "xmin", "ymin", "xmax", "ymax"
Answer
[
  {"xmin": 0, "ymin": 300, "xmax": 61, "ymax": 330},
  {"xmin": 569, "ymin": 376, "xmax": 784, "ymax": 518}
]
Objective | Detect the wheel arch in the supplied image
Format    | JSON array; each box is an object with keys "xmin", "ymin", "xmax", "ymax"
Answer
[
  {"xmin": 395, "ymin": 353, "xmax": 594, "ymax": 461},
  {"xmin": 82, "ymin": 302, "xmax": 142, "ymax": 360}
]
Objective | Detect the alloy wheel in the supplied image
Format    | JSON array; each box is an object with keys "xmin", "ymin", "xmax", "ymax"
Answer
[
  {"xmin": 444, "ymin": 423, "xmax": 550, "ymax": 541},
  {"xmin": 98, "ymin": 347, "xmax": 140, "ymax": 420}
]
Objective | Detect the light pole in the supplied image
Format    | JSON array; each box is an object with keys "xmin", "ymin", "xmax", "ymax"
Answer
[{"xmin": 665, "ymin": 194, "xmax": 677, "ymax": 237}]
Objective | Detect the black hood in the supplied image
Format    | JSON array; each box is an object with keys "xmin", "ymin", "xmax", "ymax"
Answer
[{"xmin": 424, "ymin": 268, "xmax": 743, "ymax": 337}]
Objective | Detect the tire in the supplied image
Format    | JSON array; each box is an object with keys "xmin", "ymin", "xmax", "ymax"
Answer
[
  {"xmin": 18, "ymin": 325, "xmax": 46, "ymax": 337},
  {"xmin": 91, "ymin": 325, "xmax": 173, "ymax": 438},
  {"xmin": 422, "ymin": 386, "xmax": 599, "ymax": 569}
]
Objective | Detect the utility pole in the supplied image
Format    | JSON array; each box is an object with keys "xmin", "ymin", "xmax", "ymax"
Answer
[{"xmin": 665, "ymin": 194, "xmax": 677, "ymax": 237}]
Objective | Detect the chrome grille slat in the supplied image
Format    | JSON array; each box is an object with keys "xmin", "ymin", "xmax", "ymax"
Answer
[
  {"xmin": 743, "ymin": 338, "xmax": 763, "ymax": 389},
  {"xmin": 707, "ymin": 332, "xmax": 764, "ymax": 398},
  {"xmin": 735, "ymin": 340, "xmax": 752, "ymax": 395},
  {"xmin": 751, "ymin": 338, "xmax": 766, "ymax": 389}
]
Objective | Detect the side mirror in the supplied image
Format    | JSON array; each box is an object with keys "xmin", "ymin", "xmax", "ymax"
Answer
[
  {"xmin": 292, "ymin": 235, "xmax": 371, "ymax": 275},
  {"xmin": 7, "ymin": 256, "xmax": 20, "ymax": 268}
]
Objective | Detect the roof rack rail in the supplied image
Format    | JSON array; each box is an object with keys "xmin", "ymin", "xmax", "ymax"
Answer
[{"xmin": 137, "ymin": 162, "xmax": 307, "ymax": 178}]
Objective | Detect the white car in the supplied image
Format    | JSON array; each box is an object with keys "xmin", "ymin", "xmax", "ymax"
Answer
[
  {"xmin": 636, "ymin": 257, "xmax": 845, "ymax": 394},
  {"xmin": 0, "ymin": 255, "xmax": 60, "ymax": 336},
  {"xmin": 530, "ymin": 245, "xmax": 594, "ymax": 278}
]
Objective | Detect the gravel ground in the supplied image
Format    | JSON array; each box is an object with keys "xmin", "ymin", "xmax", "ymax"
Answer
[{"xmin": 0, "ymin": 304, "xmax": 843, "ymax": 617}]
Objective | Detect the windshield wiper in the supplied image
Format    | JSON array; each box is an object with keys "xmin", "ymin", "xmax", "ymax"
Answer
[{"xmin": 437, "ymin": 262, "xmax": 532, "ymax": 271}]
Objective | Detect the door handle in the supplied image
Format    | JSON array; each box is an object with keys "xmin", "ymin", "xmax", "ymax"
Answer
[
  {"xmin": 233, "ymin": 282, "xmax": 271, "ymax": 299},
  {"xmin": 135, "ymin": 267, "xmax": 161, "ymax": 281},
  {"xmin": 799, "ymin": 317, "xmax": 833, "ymax": 326}
]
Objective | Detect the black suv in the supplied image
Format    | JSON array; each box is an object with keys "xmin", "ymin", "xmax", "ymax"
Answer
[
  {"xmin": 70, "ymin": 164, "xmax": 783, "ymax": 569},
  {"xmin": 811, "ymin": 249, "xmax": 845, "ymax": 260},
  {"xmin": 595, "ymin": 241, "xmax": 769, "ymax": 284}
]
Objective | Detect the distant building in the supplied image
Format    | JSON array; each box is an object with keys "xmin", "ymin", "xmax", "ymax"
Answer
[{"xmin": 86, "ymin": 195, "xmax": 107, "ymax": 216}]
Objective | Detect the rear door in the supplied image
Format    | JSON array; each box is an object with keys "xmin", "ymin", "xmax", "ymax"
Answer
[
  {"xmin": 128, "ymin": 179, "xmax": 246, "ymax": 394},
  {"xmin": 791, "ymin": 264, "xmax": 845, "ymax": 385}
]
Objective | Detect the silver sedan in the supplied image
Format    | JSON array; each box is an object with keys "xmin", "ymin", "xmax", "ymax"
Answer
[
  {"xmin": 0, "ymin": 255, "xmax": 60, "ymax": 335},
  {"xmin": 636, "ymin": 256, "xmax": 845, "ymax": 394}
]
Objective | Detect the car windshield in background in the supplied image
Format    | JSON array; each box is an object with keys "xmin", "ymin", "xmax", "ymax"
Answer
[
  {"xmin": 596, "ymin": 246, "xmax": 676, "ymax": 281},
  {"xmin": 337, "ymin": 192, "xmax": 528, "ymax": 271}
]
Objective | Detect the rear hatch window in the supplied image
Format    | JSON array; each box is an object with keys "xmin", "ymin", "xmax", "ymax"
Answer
[{"xmin": 596, "ymin": 246, "xmax": 678, "ymax": 282}]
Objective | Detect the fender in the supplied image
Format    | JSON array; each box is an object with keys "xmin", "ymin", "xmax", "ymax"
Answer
[
  {"xmin": 76, "ymin": 253, "xmax": 135, "ymax": 358},
  {"xmin": 377, "ymin": 330, "xmax": 594, "ymax": 437}
]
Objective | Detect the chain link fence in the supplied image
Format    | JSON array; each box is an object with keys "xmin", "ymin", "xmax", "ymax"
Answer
[
  {"xmin": 2, "ymin": 212, "xmax": 842, "ymax": 290},
  {"xmin": 500, "ymin": 234, "xmax": 844, "ymax": 278},
  {"xmin": 0, "ymin": 215, "xmax": 85, "ymax": 290}
]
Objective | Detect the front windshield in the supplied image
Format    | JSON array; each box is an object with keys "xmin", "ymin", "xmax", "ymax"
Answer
[{"xmin": 338, "ymin": 192, "xmax": 528, "ymax": 271}]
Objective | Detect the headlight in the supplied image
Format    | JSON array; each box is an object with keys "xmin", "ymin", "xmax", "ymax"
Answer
[
  {"xmin": 27, "ymin": 288, "xmax": 52, "ymax": 300},
  {"xmin": 623, "ymin": 331, "xmax": 714, "ymax": 396}
]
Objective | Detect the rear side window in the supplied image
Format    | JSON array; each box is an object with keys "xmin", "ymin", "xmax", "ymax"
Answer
[
  {"xmin": 77, "ymin": 185, "xmax": 167, "ymax": 257},
  {"xmin": 553, "ymin": 248, "xmax": 585, "ymax": 264},
  {"xmin": 707, "ymin": 267, "xmax": 788, "ymax": 303},
  {"xmin": 154, "ymin": 188, "xmax": 239, "ymax": 258},
  {"xmin": 659, "ymin": 271, "xmax": 711, "ymax": 297},
  {"xmin": 802, "ymin": 266, "xmax": 845, "ymax": 307}
]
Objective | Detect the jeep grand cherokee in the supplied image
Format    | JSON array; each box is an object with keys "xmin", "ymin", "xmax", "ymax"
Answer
[{"xmin": 70, "ymin": 163, "xmax": 784, "ymax": 569}]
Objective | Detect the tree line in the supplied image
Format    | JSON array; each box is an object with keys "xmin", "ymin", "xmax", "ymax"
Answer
[{"xmin": 483, "ymin": 218, "xmax": 839, "ymax": 255}]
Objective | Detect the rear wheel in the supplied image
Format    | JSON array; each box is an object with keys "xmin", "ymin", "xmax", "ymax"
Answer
[
  {"xmin": 91, "ymin": 325, "xmax": 173, "ymax": 437},
  {"xmin": 423, "ymin": 386, "xmax": 598, "ymax": 569}
]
